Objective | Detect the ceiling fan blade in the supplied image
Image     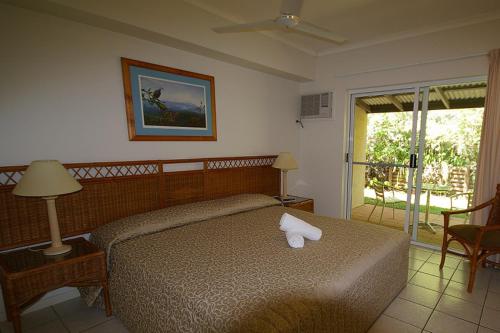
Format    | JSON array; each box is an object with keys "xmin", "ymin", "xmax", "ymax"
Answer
[
  {"xmin": 291, "ymin": 21, "xmax": 347, "ymax": 44},
  {"xmin": 213, "ymin": 20, "xmax": 282, "ymax": 33},
  {"xmin": 280, "ymin": 0, "xmax": 303, "ymax": 16}
]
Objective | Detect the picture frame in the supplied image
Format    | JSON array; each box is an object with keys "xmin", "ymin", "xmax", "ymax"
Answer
[{"xmin": 121, "ymin": 58, "xmax": 217, "ymax": 141}]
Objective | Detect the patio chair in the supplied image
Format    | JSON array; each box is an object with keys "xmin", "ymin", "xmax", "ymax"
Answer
[
  {"xmin": 449, "ymin": 191, "xmax": 474, "ymax": 222},
  {"xmin": 447, "ymin": 167, "xmax": 473, "ymax": 222},
  {"xmin": 389, "ymin": 167, "xmax": 407, "ymax": 192},
  {"xmin": 439, "ymin": 184, "xmax": 500, "ymax": 292},
  {"xmin": 368, "ymin": 182, "xmax": 405, "ymax": 223}
]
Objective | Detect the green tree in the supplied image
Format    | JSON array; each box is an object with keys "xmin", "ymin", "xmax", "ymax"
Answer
[{"xmin": 365, "ymin": 108, "xmax": 483, "ymax": 184}]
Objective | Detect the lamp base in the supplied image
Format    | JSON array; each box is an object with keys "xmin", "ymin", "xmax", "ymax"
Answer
[
  {"xmin": 278, "ymin": 195, "xmax": 294, "ymax": 202},
  {"xmin": 43, "ymin": 244, "xmax": 72, "ymax": 256}
]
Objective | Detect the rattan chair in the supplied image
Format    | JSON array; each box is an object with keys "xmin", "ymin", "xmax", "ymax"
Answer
[{"xmin": 439, "ymin": 184, "xmax": 500, "ymax": 292}]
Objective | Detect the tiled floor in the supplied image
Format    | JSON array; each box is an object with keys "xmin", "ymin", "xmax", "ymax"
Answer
[
  {"xmin": 1, "ymin": 244, "xmax": 499, "ymax": 333},
  {"xmin": 0, "ymin": 298, "xmax": 127, "ymax": 333},
  {"xmin": 370, "ymin": 245, "xmax": 500, "ymax": 333}
]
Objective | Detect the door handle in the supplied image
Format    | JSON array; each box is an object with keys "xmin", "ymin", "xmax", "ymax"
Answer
[{"xmin": 410, "ymin": 154, "xmax": 417, "ymax": 168}]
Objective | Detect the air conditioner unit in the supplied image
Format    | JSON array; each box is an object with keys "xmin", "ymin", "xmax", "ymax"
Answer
[{"xmin": 300, "ymin": 92, "xmax": 332, "ymax": 119}]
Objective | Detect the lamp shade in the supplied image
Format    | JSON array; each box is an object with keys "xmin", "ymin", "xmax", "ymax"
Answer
[
  {"xmin": 12, "ymin": 160, "xmax": 82, "ymax": 197},
  {"xmin": 272, "ymin": 152, "xmax": 298, "ymax": 171}
]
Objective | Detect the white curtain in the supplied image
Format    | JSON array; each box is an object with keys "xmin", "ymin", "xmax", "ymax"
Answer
[{"xmin": 473, "ymin": 48, "xmax": 500, "ymax": 263}]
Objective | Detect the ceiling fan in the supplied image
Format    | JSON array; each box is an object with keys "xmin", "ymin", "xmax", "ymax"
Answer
[{"xmin": 212, "ymin": 0, "xmax": 346, "ymax": 44}]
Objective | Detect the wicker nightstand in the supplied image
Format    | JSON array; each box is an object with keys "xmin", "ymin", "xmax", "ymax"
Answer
[
  {"xmin": 275, "ymin": 195, "xmax": 314, "ymax": 213},
  {"xmin": 0, "ymin": 237, "xmax": 111, "ymax": 333}
]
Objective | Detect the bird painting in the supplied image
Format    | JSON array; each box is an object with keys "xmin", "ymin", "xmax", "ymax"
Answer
[{"xmin": 139, "ymin": 76, "xmax": 207, "ymax": 129}]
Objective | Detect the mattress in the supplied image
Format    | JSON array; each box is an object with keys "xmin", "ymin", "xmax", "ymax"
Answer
[{"xmin": 82, "ymin": 194, "xmax": 409, "ymax": 332}]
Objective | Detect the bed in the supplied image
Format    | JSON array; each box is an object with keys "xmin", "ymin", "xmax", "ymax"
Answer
[
  {"xmin": 81, "ymin": 194, "xmax": 409, "ymax": 333},
  {"xmin": 0, "ymin": 156, "xmax": 409, "ymax": 332}
]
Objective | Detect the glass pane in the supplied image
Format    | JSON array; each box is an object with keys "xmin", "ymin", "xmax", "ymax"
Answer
[
  {"xmin": 415, "ymin": 82, "xmax": 486, "ymax": 249},
  {"xmin": 353, "ymin": 92, "xmax": 415, "ymax": 165},
  {"xmin": 350, "ymin": 91, "xmax": 417, "ymax": 234},
  {"xmin": 350, "ymin": 164, "xmax": 409, "ymax": 231}
]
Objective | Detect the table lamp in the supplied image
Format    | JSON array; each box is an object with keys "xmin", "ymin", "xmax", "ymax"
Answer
[
  {"xmin": 272, "ymin": 152, "xmax": 298, "ymax": 200},
  {"xmin": 12, "ymin": 160, "xmax": 82, "ymax": 256}
]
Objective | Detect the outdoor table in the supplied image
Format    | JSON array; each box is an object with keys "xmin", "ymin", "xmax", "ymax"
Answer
[{"xmin": 412, "ymin": 183, "xmax": 450, "ymax": 234}]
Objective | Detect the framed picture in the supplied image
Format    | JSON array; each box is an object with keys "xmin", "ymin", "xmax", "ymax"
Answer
[{"xmin": 121, "ymin": 58, "xmax": 217, "ymax": 141}]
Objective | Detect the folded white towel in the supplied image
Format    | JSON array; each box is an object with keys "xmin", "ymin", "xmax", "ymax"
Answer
[
  {"xmin": 279, "ymin": 213, "xmax": 322, "ymax": 241},
  {"xmin": 285, "ymin": 231, "xmax": 304, "ymax": 248}
]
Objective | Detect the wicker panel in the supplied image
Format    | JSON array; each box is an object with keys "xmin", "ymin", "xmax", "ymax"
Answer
[
  {"xmin": 69, "ymin": 164, "xmax": 158, "ymax": 180},
  {"xmin": 0, "ymin": 176, "xmax": 161, "ymax": 250},
  {"xmin": 0, "ymin": 191, "xmax": 48, "ymax": 249},
  {"xmin": 0, "ymin": 156, "xmax": 278, "ymax": 250},
  {"xmin": 207, "ymin": 157, "xmax": 275, "ymax": 169},
  {"xmin": 55, "ymin": 176, "xmax": 161, "ymax": 235},
  {"xmin": 205, "ymin": 167, "xmax": 280, "ymax": 199},
  {"xmin": 10, "ymin": 256, "xmax": 103, "ymax": 305},
  {"xmin": 165, "ymin": 171, "xmax": 204, "ymax": 207}
]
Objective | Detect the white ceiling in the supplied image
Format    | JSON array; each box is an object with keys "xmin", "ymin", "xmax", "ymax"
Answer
[{"xmin": 186, "ymin": 0, "xmax": 500, "ymax": 55}]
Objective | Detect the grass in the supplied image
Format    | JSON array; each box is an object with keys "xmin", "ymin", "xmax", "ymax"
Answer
[{"xmin": 364, "ymin": 197, "xmax": 467, "ymax": 218}]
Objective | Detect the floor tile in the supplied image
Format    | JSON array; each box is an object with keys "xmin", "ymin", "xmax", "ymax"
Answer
[
  {"xmin": 52, "ymin": 298, "xmax": 88, "ymax": 317},
  {"xmin": 410, "ymin": 272, "xmax": 449, "ymax": 292},
  {"xmin": 451, "ymin": 269, "xmax": 491, "ymax": 289},
  {"xmin": 456, "ymin": 260, "xmax": 471, "ymax": 271},
  {"xmin": 26, "ymin": 319, "xmax": 69, "ymax": 333},
  {"xmin": 489, "ymin": 277, "xmax": 500, "ymax": 293},
  {"xmin": 447, "ymin": 252, "xmax": 465, "ymax": 259},
  {"xmin": 24, "ymin": 307, "xmax": 60, "ymax": 330},
  {"xmin": 409, "ymin": 247, "xmax": 433, "ymax": 261},
  {"xmin": 491, "ymin": 269, "xmax": 500, "ymax": 281},
  {"xmin": 481, "ymin": 307, "xmax": 500, "ymax": 331},
  {"xmin": 444, "ymin": 281, "xmax": 488, "ymax": 305},
  {"xmin": 82, "ymin": 318, "xmax": 128, "ymax": 333},
  {"xmin": 478, "ymin": 326, "xmax": 500, "ymax": 333},
  {"xmin": 427, "ymin": 253, "xmax": 461, "ymax": 269},
  {"xmin": 425, "ymin": 310, "xmax": 478, "ymax": 333},
  {"xmin": 53, "ymin": 298, "xmax": 109, "ymax": 333},
  {"xmin": 420, "ymin": 262, "xmax": 455, "ymax": 280},
  {"xmin": 410, "ymin": 245, "xmax": 434, "ymax": 252},
  {"xmin": 0, "ymin": 307, "xmax": 59, "ymax": 332},
  {"xmin": 485, "ymin": 291, "xmax": 500, "ymax": 311},
  {"xmin": 457, "ymin": 260, "xmax": 491, "ymax": 272},
  {"xmin": 409, "ymin": 257, "xmax": 426, "ymax": 271},
  {"xmin": 384, "ymin": 297, "xmax": 433, "ymax": 328},
  {"xmin": 408, "ymin": 269, "xmax": 417, "ymax": 280},
  {"xmin": 436, "ymin": 294, "xmax": 482, "ymax": 323},
  {"xmin": 399, "ymin": 284, "xmax": 442, "ymax": 308},
  {"xmin": 368, "ymin": 314, "xmax": 421, "ymax": 333}
]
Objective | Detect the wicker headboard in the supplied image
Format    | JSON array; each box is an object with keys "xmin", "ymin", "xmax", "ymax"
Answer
[{"xmin": 0, "ymin": 155, "xmax": 280, "ymax": 250}]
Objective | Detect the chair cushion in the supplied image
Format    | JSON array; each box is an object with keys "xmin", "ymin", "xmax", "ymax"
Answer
[{"xmin": 449, "ymin": 225, "xmax": 500, "ymax": 248}]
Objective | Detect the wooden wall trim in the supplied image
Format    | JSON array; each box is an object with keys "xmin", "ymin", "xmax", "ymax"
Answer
[{"xmin": 0, "ymin": 156, "xmax": 280, "ymax": 250}]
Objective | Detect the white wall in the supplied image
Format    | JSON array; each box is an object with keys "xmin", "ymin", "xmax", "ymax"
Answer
[
  {"xmin": 5, "ymin": 0, "xmax": 316, "ymax": 81},
  {"xmin": 299, "ymin": 19, "xmax": 500, "ymax": 218},
  {"xmin": 0, "ymin": 5, "xmax": 301, "ymax": 320},
  {"xmin": 0, "ymin": 5, "xmax": 300, "ymax": 165}
]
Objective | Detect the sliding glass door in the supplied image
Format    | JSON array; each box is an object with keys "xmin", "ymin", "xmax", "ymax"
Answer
[
  {"xmin": 412, "ymin": 82, "xmax": 485, "ymax": 248},
  {"xmin": 346, "ymin": 79, "xmax": 486, "ymax": 248},
  {"xmin": 347, "ymin": 88, "xmax": 421, "ymax": 234}
]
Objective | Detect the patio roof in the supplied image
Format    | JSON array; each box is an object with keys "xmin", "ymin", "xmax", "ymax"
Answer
[{"xmin": 357, "ymin": 81, "xmax": 486, "ymax": 113}]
